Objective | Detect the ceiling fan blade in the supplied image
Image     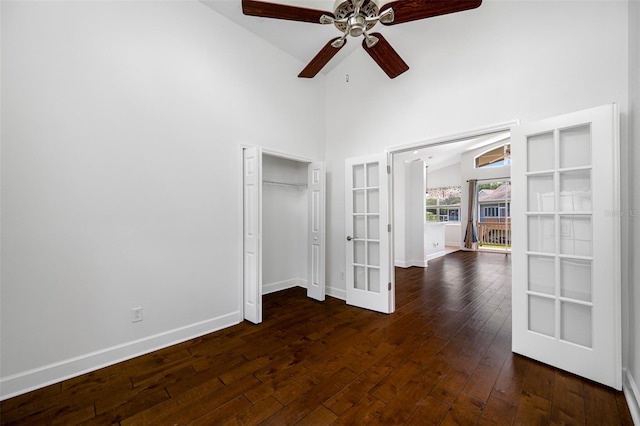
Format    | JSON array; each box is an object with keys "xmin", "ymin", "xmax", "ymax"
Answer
[
  {"xmin": 362, "ymin": 33, "xmax": 409, "ymax": 79},
  {"xmin": 380, "ymin": 0, "xmax": 482, "ymax": 25},
  {"xmin": 298, "ymin": 38, "xmax": 347, "ymax": 78},
  {"xmin": 242, "ymin": 0, "xmax": 334, "ymax": 24}
]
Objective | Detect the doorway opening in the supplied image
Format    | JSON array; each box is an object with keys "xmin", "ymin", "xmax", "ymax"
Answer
[
  {"xmin": 475, "ymin": 178, "xmax": 512, "ymax": 252},
  {"xmin": 391, "ymin": 127, "xmax": 513, "ymax": 271}
]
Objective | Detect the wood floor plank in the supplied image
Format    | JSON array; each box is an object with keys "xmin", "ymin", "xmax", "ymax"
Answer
[
  {"xmin": 295, "ymin": 405, "xmax": 338, "ymax": 426},
  {"xmin": 1, "ymin": 252, "xmax": 633, "ymax": 426},
  {"xmin": 513, "ymin": 391, "xmax": 552, "ymax": 425},
  {"xmin": 440, "ymin": 392, "xmax": 485, "ymax": 426},
  {"xmin": 188, "ymin": 395, "xmax": 253, "ymax": 426},
  {"xmin": 370, "ymin": 360, "xmax": 424, "ymax": 403},
  {"xmin": 404, "ymin": 395, "xmax": 449, "ymax": 425},
  {"xmin": 261, "ymin": 367, "xmax": 357, "ymax": 425},
  {"xmin": 323, "ymin": 365, "xmax": 393, "ymax": 415},
  {"xmin": 583, "ymin": 381, "xmax": 623, "ymax": 425},
  {"xmin": 221, "ymin": 396, "xmax": 283, "ymax": 426},
  {"xmin": 119, "ymin": 376, "xmax": 226, "ymax": 425},
  {"xmin": 331, "ymin": 394, "xmax": 387, "ymax": 426},
  {"xmin": 477, "ymin": 394, "xmax": 518, "ymax": 426},
  {"xmin": 491, "ymin": 353, "xmax": 530, "ymax": 405},
  {"xmin": 522, "ymin": 360, "xmax": 556, "ymax": 401},
  {"xmin": 550, "ymin": 370, "xmax": 585, "ymax": 424},
  {"xmin": 463, "ymin": 343, "xmax": 510, "ymax": 402}
]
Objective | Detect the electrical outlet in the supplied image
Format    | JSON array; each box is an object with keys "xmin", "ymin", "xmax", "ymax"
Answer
[
  {"xmin": 131, "ymin": 307, "xmax": 143, "ymax": 323},
  {"xmin": 340, "ymin": 271, "xmax": 345, "ymax": 280}
]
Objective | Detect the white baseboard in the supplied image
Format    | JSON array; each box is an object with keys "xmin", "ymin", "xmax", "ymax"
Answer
[
  {"xmin": 262, "ymin": 278, "xmax": 306, "ymax": 295},
  {"xmin": 326, "ymin": 285, "xmax": 346, "ymax": 301},
  {"xmin": 0, "ymin": 311, "xmax": 241, "ymax": 401},
  {"xmin": 394, "ymin": 260, "xmax": 427, "ymax": 268},
  {"xmin": 623, "ymin": 368, "xmax": 640, "ymax": 425},
  {"xmin": 425, "ymin": 250, "xmax": 447, "ymax": 262}
]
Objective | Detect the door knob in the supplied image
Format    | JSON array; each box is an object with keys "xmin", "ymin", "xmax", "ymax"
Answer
[{"xmin": 346, "ymin": 236, "xmax": 353, "ymax": 241}]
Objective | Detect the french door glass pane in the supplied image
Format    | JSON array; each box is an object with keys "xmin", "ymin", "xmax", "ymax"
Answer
[
  {"xmin": 560, "ymin": 258, "xmax": 592, "ymax": 302},
  {"xmin": 354, "ymin": 265, "xmax": 366, "ymax": 290},
  {"xmin": 366, "ymin": 163, "xmax": 379, "ymax": 187},
  {"xmin": 368, "ymin": 268, "xmax": 380, "ymax": 293},
  {"xmin": 528, "ymin": 255, "xmax": 555, "ymax": 295},
  {"xmin": 559, "ymin": 170, "xmax": 591, "ymax": 212},
  {"xmin": 367, "ymin": 189, "xmax": 379, "ymax": 213},
  {"xmin": 561, "ymin": 302, "xmax": 592, "ymax": 347},
  {"xmin": 353, "ymin": 164, "xmax": 365, "ymax": 188},
  {"xmin": 353, "ymin": 190, "xmax": 365, "ymax": 213},
  {"xmin": 559, "ymin": 125, "xmax": 591, "ymax": 169},
  {"xmin": 368, "ymin": 216, "xmax": 380, "ymax": 239},
  {"xmin": 559, "ymin": 215, "xmax": 592, "ymax": 256},
  {"xmin": 354, "ymin": 241, "xmax": 365, "ymax": 264},
  {"xmin": 367, "ymin": 242, "xmax": 380, "ymax": 266},
  {"xmin": 529, "ymin": 295, "xmax": 555, "ymax": 337},
  {"xmin": 528, "ymin": 174, "xmax": 555, "ymax": 212},
  {"xmin": 354, "ymin": 216, "xmax": 365, "ymax": 238},
  {"xmin": 528, "ymin": 215, "xmax": 556, "ymax": 253},
  {"xmin": 527, "ymin": 132, "xmax": 555, "ymax": 172}
]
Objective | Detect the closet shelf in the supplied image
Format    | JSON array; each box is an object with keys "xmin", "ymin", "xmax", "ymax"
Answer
[{"xmin": 262, "ymin": 179, "xmax": 307, "ymax": 189}]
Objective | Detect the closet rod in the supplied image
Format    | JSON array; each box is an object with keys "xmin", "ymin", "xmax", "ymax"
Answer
[{"xmin": 262, "ymin": 179, "xmax": 307, "ymax": 189}]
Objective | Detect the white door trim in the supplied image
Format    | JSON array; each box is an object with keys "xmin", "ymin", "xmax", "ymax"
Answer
[{"xmin": 387, "ymin": 121, "xmax": 520, "ymax": 155}]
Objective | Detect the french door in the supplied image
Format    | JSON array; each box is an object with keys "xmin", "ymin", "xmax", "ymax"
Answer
[
  {"xmin": 511, "ymin": 104, "xmax": 621, "ymax": 389},
  {"xmin": 344, "ymin": 153, "xmax": 393, "ymax": 314}
]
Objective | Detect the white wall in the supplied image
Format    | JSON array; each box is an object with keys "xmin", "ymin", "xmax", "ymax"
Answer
[
  {"xmin": 626, "ymin": 0, "xmax": 640, "ymax": 421},
  {"xmin": 0, "ymin": 0, "xmax": 325, "ymax": 398},
  {"xmin": 262, "ymin": 155, "xmax": 308, "ymax": 293},
  {"xmin": 392, "ymin": 156, "xmax": 407, "ymax": 264},
  {"xmin": 424, "ymin": 223, "xmax": 446, "ymax": 259},
  {"xmin": 428, "ymin": 163, "xmax": 462, "ymax": 188},
  {"xmin": 405, "ymin": 161, "xmax": 426, "ymax": 266}
]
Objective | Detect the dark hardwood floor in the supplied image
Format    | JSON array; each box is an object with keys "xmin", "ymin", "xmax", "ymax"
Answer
[{"xmin": 0, "ymin": 251, "xmax": 633, "ymax": 425}]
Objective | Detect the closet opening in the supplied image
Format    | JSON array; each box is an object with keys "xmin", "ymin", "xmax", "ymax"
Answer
[{"xmin": 242, "ymin": 147, "xmax": 325, "ymax": 324}]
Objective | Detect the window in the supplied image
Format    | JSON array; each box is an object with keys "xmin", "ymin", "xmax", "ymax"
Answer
[
  {"xmin": 482, "ymin": 206, "xmax": 509, "ymax": 218},
  {"xmin": 426, "ymin": 186, "xmax": 461, "ymax": 222},
  {"xmin": 475, "ymin": 143, "xmax": 511, "ymax": 168}
]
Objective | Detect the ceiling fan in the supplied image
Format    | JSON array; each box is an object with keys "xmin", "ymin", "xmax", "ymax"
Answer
[{"xmin": 242, "ymin": 0, "xmax": 482, "ymax": 79}]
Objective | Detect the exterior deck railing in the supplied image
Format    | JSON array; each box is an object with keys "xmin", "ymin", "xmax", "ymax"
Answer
[{"xmin": 477, "ymin": 221, "xmax": 511, "ymax": 248}]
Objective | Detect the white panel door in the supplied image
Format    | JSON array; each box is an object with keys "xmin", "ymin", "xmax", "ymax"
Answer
[
  {"xmin": 345, "ymin": 154, "xmax": 393, "ymax": 314},
  {"xmin": 307, "ymin": 161, "xmax": 325, "ymax": 301},
  {"xmin": 511, "ymin": 104, "xmax": 621, "ymax": 389},
  {"xmin": 243, "ymin": 147, "xmax": 262, "ymax": 324}
]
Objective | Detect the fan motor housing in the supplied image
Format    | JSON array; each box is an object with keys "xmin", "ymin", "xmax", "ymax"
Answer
[{"xmin": 332, "ymin": 0, "xmax": 379, "ymax": 32}]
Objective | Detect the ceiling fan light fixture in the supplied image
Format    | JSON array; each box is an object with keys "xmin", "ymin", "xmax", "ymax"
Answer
[{"xmin": 348, "ymin": 15, "xmax": 366, "ymax": 37}]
